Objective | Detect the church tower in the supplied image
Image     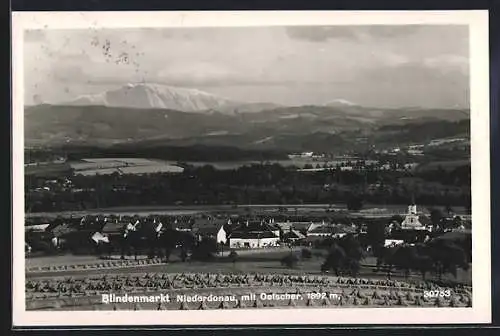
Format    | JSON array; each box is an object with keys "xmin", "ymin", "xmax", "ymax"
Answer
[{"xmin": 401, "ymin": 204, "xmax": 425, "ymax": 230}]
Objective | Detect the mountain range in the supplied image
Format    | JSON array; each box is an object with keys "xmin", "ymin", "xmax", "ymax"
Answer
[
  {"xmin": 25, "ymin": 83, "xmax": 470, "ymax": 152},
  {"xmin": 65, "ymin": 83, "xmax": 282, "ymax": 114}
]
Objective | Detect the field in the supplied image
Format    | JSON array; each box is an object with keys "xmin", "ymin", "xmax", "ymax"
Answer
[
  {"xmin": 69, "ymin": 158, "xmax": 184, "ymax": 175},
  {"xmin": 27, "ymin": 252, "xmax": 472, "ymax": 285},
  {"xmin": 26, "ymin": 251, "xmax": 471, "ymax": 310},
  {"xmin": 69, "ymin": 157, "xmax": 367, "ymax": 175},
  {"xmin": 68, "ymin": 157, "xmax": 387, "ymax": 173},
  {"xmin": 24, "ymin": 162, "xmax": 73, "ymax": 176}
]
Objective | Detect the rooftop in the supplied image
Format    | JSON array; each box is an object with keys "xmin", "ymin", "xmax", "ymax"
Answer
[
  {"xmin": 230, "ymin": 231, "xmax": 278, "ymax": 239},
  {"xmin": 195, "ymin": 226, "xmax": 224, "ymax": 236},
  {"xmin": 282, "ymin": 229, "xmax": 306, "ymax": 240},
  {"xmin": 234, "ymin": 220, "xmax": 277, "ymax": 233}
]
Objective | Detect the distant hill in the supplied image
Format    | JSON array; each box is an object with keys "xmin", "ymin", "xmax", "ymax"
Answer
[
  {"xmin": 243, "ymin": 105, "xmax": 469, "ymax": 125},
  {"xmin": 24, "ymin": 102, "xmax": 469, "ymax": 153},
  {"xmin": 371, "ymin": 119, "xmax": 470, "ymax": 148},
  {"xmin": 24, "ymin": 104, "xmax": 369, "ymax": 146},
  {"xmin": 24, "ymin": 104, "xmax": 243, "ymax": 146}
]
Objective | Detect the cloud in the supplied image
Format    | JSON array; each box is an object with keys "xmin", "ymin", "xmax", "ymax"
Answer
[
  {"xmin": 422, "ymin": 54, "xmax": 469, "ymax": 74},
  {"xmin": 286, "ymin": 26, "xmax": 359, "ymax": 41},
  {"xmin": 158, "ymin": 62, "xmax": 240, "ymax": 84},
  {"xmin": 358, "ymin": 61, "xmax": 469, "ymax": 108},
  {"xmin": 286, "ymin": 25, "xmax": 422, "ymax": 42},
  {"xmin": 367, "ymin": 51, "xmax": 411, "ymax": 68},
  {"xmin": 23, "ymin": 26, "xmax": 470, "ymax": 108}
]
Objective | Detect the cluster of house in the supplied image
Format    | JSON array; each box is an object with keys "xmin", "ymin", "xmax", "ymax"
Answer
[
  {"xmin": 25, "ymin": 213, "xmax": 361, "ymax": 251},
  {"xmin": 167, "ymin": 217, "xmax": 359, "ymax": 249},
  {"xmin": 298, "ymin": 160, "xmax": 420, "ymax": 173},
  {"xmin": 287, "ymin": 152, "xmax": 325, "ymax": 159},
  {"xmin": 428, "ymin": 138, "xmax": 467, "ymax": 147},
  {"xmin": 25, "ymin": 204, "xmax": 471, "ymax": 253},
  {"xmin": 382, "ymin": 204, "xmax": 471, "ymax": 247},
  {"xmin": 30, "ymin": 178, "xmax": 74, "ymax": 193},
  {"xmin": 374, "ymin": 138, "xmax": 468, "ymax": 157},
  {"xmin": 399, "ymin": 204, "xmax": 470, "ymax": 232}
]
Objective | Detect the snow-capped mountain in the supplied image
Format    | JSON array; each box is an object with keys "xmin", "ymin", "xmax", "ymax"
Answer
[
  {"xmin": 67, "ymin": 83, "xmax": 239, "ymax": 112},
  {"xmin": 64, "ymin": 83, "xmax": 363, "ymax": 114},
  {"xmin": 325, "ymin": 99, "xmax": 358, "ymax": 107}
]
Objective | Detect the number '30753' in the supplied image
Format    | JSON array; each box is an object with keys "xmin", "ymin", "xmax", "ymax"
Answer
[{"xmin": 423, "ymin": 290, "xmax": 451, "ymax": 298}]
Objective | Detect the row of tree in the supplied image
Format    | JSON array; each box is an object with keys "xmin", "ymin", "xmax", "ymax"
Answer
[
  {"xmin": 317, "ymin": 234, "xmax": 470, "ymax": 282},
  {"xmin": 375, "ymin": 238, "xmax": 470, "ymax": 281},
  {"xmin": 26, "ymin": 163, "xmax": 471, "ymax": 190},
  {"xmin": 25, "ymin": 164, "xmax": 471, "ymax": 213}
]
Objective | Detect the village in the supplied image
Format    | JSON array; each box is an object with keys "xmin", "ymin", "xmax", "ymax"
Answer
[
  {"xmin": 25, "ymin": 203, "xmax": 471, "ymax": 257},
  {"xmin": 24, "ymin": 202, "xmax": 473, "ymax": 311}
]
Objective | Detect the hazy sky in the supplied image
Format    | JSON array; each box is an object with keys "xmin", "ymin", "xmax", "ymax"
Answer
[{"xmin": 24, "ymin": 25, "xmax": 469, "ymax": 108}]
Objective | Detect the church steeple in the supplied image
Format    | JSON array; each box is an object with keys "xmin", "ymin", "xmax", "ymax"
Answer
[{"xmin": 402, "ymin": 202, "xmax": 424, "ymax": 230}]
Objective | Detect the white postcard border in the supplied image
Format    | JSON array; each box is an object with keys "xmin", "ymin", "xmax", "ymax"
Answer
[{"xmin": 12, "ymin": 10, "xmax": 491, "ymax": 326}]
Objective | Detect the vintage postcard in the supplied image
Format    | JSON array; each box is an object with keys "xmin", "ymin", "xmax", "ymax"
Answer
[{"xmin": 12, "ymin": 10, "xmax": 491, "ymax": 326}]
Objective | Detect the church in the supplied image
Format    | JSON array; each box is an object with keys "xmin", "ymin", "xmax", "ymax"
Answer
[{"xmin": 400, "ymin": 204, "xmax": 429, "ymax": 230}]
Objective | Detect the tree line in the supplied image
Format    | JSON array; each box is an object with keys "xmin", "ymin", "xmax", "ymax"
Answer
[
  {"xmin": 316, "ymin": 233, "xmax": 470, "ymax": 283},
  {"xmin": 25, "ymin": 163, "xmax": 471, "ymax": 213}
]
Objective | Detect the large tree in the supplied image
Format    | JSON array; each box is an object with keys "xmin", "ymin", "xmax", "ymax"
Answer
[
  {"xmin": 425, "ymin": 240, "xmax": 470, "ymax": 280},
  {"xmin": 430, "ymin": 208, "xmax": 445, "ymax": 228},
  {"xmin": 191, "ymin": 237, "xmax": 218, "ymax": 261},
  {"xmin": 321, "ymin": 235, "xmax": 364, "ymax": 276},
  {"xmin": 366, "ymin": 221, "xmax": 386, "ymax": 257},
  {"xmin": 281, "ymin": 253, "xmax": 299, "ymax": 269}
]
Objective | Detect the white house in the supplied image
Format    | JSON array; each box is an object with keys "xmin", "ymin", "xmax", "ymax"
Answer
[
  {"xmin": 229, "ymin": 231, "xmax": 279, "ymax": 248},
  {"xmin": 216, "ymin": 226, "xmax": 227, "ymax": 244},
  {"xmin": 91, "ymin": 231, "xmax": 110, "ymax": 244},
  {"xmin": 25, "ymin": 223, "xmax": 50, "ymax": 232},
  {"xmin": 229, "ymin": 220, "xmax": 279, "ymax": 248},
  {"xmin": 384, "ymin": 239, "xmax": 405, "ymax": 247},
  {"xmin": 195, "ymin": 224, "xmax": 227, "ymax": 244}
]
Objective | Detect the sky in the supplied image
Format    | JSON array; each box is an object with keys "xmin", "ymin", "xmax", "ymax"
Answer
[{"xmin": 24, "ymin": 25, "xmax": 470, "ymax": 108}]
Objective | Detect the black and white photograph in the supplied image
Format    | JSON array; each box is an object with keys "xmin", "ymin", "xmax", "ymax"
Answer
[{"xmin": 12, "ymin": 11, "xmax": 491, "ymax": 326}]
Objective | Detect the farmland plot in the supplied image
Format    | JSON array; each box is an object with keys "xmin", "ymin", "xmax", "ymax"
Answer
[{"xmin": 70, "ymin": 158, "xmax": 184, "ymax": 176}]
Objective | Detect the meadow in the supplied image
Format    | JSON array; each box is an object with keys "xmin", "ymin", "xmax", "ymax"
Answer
[
  {"xmin": 69, "ymin": 157, "xmax": 384, "ymax": 174},
  {"xmin": 26, "ymin": 248, "xmax": 472, "ymax": 286},
  {"xmin": 25, "ymin": 250, "xmax": 472, "ymax": 311},
  {"xmin": 70, "ymin": 158, "xmax": 184, "ymax": 176}
]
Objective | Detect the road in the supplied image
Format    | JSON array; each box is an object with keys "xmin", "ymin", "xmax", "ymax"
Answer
[{"xmin": 25, "ymin": 203, "xmax": 469, "ymax": 218}]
